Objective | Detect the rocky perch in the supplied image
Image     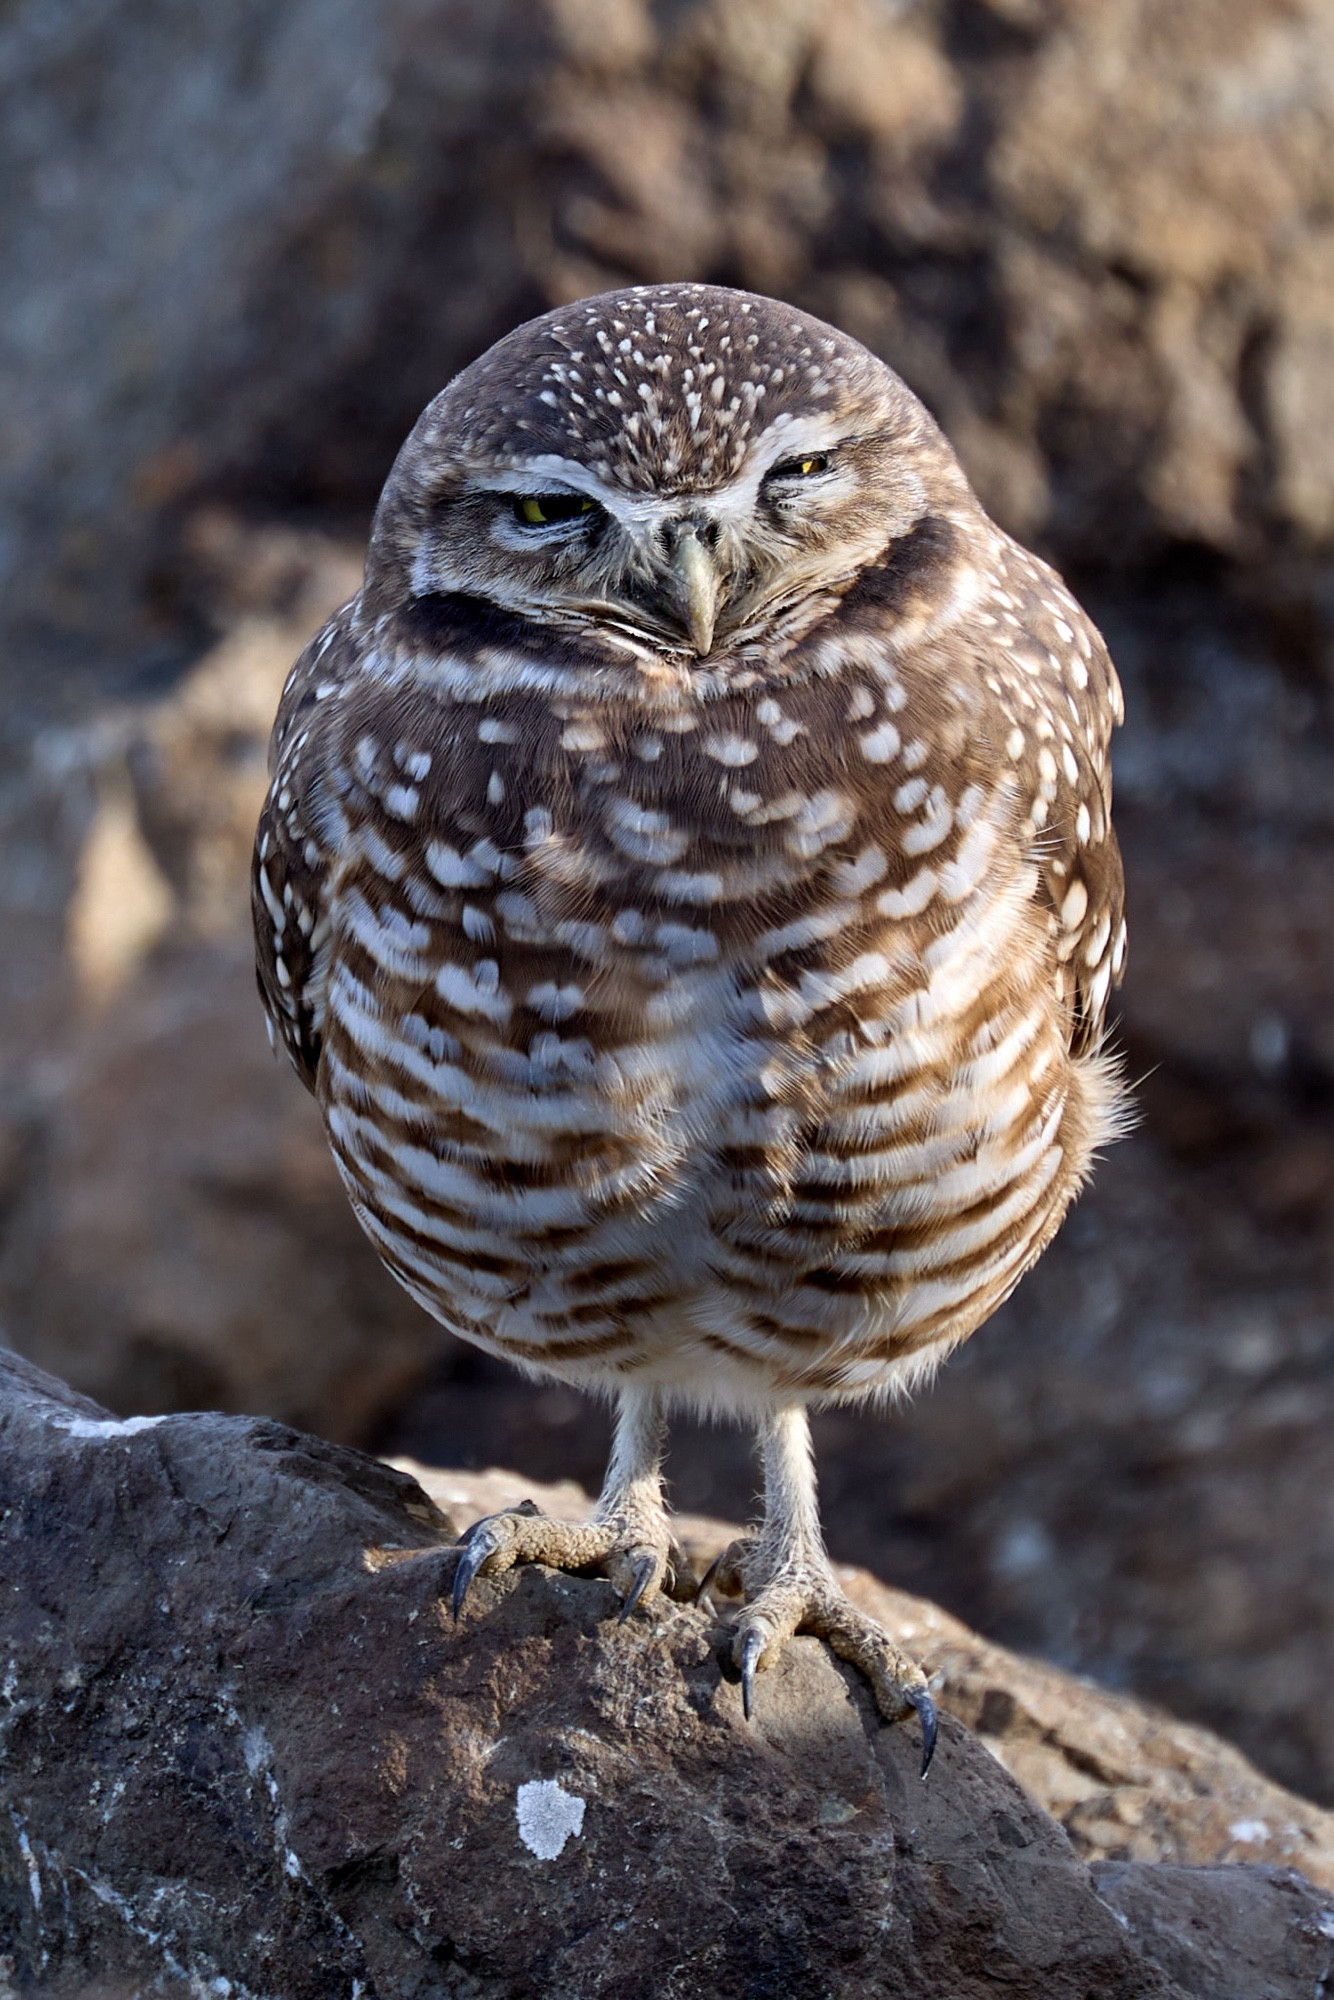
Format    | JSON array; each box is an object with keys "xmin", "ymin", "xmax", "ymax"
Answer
[{"xmin": 2, "ymin": 1351, "xmax": 1331, "ymax": 2000}]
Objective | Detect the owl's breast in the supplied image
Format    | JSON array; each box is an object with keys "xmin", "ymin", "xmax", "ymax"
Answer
[
  {"xmin": 308, "ymin": 648, "xmax": 1116, "ymax": 1399},
  {"xmin": 316, "ymin": 862, "xmax": 760, "ymax": 1378},
  {"xmin": 307, "ymin": 673, "xmax": 833, "ymax": 1356}
]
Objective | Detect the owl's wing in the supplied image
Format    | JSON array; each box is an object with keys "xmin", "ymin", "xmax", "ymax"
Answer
[
  {"xmin": 252, "ymin": 602, "xmax": 362, "ymax": 1091},
  {"xmin": 987, "ymin": 541, "xmax": 1127, "ymax": 1057}
]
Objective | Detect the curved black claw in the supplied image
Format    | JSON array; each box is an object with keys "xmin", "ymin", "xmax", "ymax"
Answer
[
  {"xmin": 906, "ymin": 1685, "xmax": 938, "ymax": 1779},
  {"xmin": 451, "ymin": 1531, "xmax": 494, "ymax": 1622},
  {"xmin": 617, "ymin": 1552, "xmax": 658, "ymax": 1625},
  {"xmin": 693, "ymin": 1553, "xmax": 723, "ymax": 1608},
  {"xmin": 739, "ymin": 1627, "xmax": 765, "ymax": 1722}
]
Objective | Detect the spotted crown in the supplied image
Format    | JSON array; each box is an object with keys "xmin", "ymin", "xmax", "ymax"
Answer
[{"xmin": 390, "ymin": 283, "xmax": 931, "ymax": 496}]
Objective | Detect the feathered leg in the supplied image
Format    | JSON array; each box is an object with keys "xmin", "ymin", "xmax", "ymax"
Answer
[{"xmin": 710, "ymin": 1404, "xmax": 937, "ymax": 1774}]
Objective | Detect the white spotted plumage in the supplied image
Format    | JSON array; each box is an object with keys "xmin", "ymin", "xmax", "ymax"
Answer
[{"xmin": 253, "ymin": 282, "xmax": 1128, "ymax": 1743}]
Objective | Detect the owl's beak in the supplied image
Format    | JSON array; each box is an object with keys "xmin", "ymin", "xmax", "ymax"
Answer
[{"xmin": 669, "ymin": 526, "xmax": 720, "ymax": 656}]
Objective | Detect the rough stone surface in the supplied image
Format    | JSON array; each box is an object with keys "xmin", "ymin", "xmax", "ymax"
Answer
[
  {"xmin": 410, "ymin": 1465, "xmax": 1334, "ymax": 1894},
  {"xmin": 1090, "ymin": 1862, "xmax": 1334, "ymax": 2000},
  {"xmin": 5, "ymin": 1352, "xmax": 1333, "ymax": 1999},
  {"xmin": 0, "ymin": 0, "xmax": 537, "ymax": 656},
  {"xmin": 9, "ymin": 0, "xmax": 1334, "ymax": 648},
  {"xmin": 0, "ymin": 524, "xmax": 438, "ymax": 1437}
]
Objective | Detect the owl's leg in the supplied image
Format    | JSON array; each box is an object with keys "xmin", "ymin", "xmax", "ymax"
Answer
[
  {"xmin": 451, "ymin": 1384, "xmax": 693, "ymax": 1622},
  {"xmin": 711, "ymin": 1405, "xmax": 937, "ymax": 1775}
]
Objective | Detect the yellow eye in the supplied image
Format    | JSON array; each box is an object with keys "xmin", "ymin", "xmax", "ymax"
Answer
[
  {"xmin": 515, "ymin": 494, "xmax": 598, "ymax": 525},
  {"xmin": 768, "ymin": 453, "xmax": 832, "ymax": 481}
]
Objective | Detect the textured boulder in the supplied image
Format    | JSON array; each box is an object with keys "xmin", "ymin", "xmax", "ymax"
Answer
[
  {"xmin": 1090, "ymin": 1862, "xmax": 1334, "ymax": 2000},
  {"xmin": 6, "ymin": 0, "xmax": 1334, "ymax": 658},
  {"xmin": 0, "ymin": 524, "xmax": 437, "ymax": 1438},
  {"xmin": 3, "ymin": 1351, "xmax": 1333, "ymax": 1999},
  {"xmin": 411, "ymin": 1465, "xmax": 1334, "ymax": 1892},
  {"xmin": 0, "ymin": 0, "xmax": 536, "ymax": 659}
]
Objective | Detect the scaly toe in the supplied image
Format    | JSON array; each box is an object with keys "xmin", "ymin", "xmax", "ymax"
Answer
[
  {"xmin": 451, "ymin": 1504, "xmax": 547, "ymax": 1618},
  {"xmin": 449, "ymin": 1507, "xmax": 684, "ymax": 1626},
  {"xmin": 729, "ymin": 1571, "xmax": 938, "ymax": 1776}
]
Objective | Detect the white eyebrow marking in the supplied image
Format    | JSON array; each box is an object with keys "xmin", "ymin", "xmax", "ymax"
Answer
[{"xmin": 467, "ymin": 411, "xmax": 870, "ymax": 540}]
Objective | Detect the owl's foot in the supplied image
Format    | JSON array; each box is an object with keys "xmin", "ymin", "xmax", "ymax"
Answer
[
  {"xmin": 451, "ymin": 1498, "xmax": 695, "ymax": 1624},
  {"xmin": 706, "ymin": 1536, "xmax": 938, "ymax": 1776}
]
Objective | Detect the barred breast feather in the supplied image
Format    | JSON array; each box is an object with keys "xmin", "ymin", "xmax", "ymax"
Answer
[{"xmin": 254, "ymin": 508, "xmax": 1126, "ymax": 1412}]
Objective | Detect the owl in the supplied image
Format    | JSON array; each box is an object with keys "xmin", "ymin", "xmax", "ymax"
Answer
[{"xmin": 253, "ymin": 283, "xmax": 1126, "ymax": 1773}]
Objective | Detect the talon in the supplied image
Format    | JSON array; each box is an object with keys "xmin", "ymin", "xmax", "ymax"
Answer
[
  {"xmin": 694, "ymin": 1553, "xmax": 723, "ymax": 1607},
  {"xmin": 739, "ymin": 1626, "xmax": 765, "ymax": 1722},
  {"xmin": 665, "ymin": 1543, "xmax": 697, "ymax": 1601},
  {"xmin": 617, "ymin": 1552, "xmax": 657, "ymax": 1624},
  {"xmin": 451, "ymin": 1531, "xmax": 493, "ymax": 1621},
  {"xmin": 906, "ymin": 1685, "xmax": 938, "ymax": 1779}
]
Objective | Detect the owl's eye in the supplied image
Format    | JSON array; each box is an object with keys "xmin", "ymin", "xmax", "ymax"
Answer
[
  {"xmin": 512, "ymin": 493, "xmax": 599, "ymax": 526},
  {"xmin": 767, "ymin": 453, "xmax": 832, "ymax": 481}
]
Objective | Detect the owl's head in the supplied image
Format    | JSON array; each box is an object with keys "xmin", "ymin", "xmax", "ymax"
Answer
[{"xmin": 364, "ymin": 284, "xmax": 969, "ymax": 658}]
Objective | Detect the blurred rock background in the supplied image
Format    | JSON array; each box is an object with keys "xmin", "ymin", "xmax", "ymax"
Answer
[{"xmin": 0, "ymin": 0, "xmax": 1329, "ymax": 1810}]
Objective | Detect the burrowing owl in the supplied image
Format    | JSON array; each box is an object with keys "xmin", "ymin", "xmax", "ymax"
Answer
[{"xmin": 253, "ymin": 283, "xmax": 1126, "ymax": 1771}]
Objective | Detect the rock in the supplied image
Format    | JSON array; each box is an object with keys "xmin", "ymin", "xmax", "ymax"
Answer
[
  {"xmin": 0, "ymin": 0, "xmax": 538, "ymax": 661},
  {"xmin": 402, "ymin": 1464, "xmax": 1334, "ymax": 1893},
  {"xmin": 0, "ymin": 524, "xmax": 437, "ymax": 1439},
  {"xmin": 5, "ymin": 1351, "xmax": 1333, "ymax": 1998},
  {"xmin": 7, "ymin": 0, "xmax": 1334, "ymax": 657},
  {"xmin": 1090, "ymin": 1862, "xmax": 1334, "ymax": 2000}
]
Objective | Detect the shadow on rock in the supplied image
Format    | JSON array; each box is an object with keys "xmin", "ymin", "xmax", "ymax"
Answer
[{"xmin": 3, "ymin": 1350, "xmax": 1332, "ymax": 1998}]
